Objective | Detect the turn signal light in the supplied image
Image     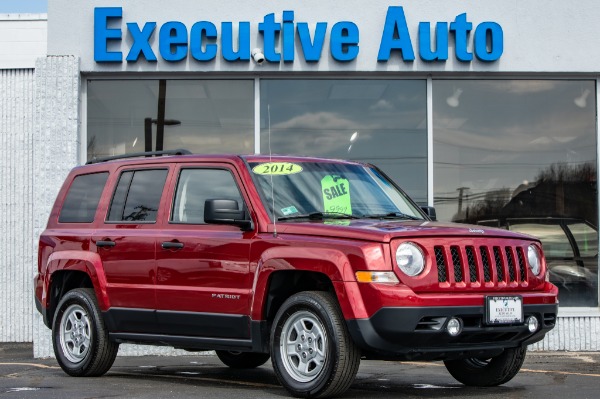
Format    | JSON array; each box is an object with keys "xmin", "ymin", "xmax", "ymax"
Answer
[{"xmin": 355, "ymin": 271, "xmax": 399, "ymax": 284}]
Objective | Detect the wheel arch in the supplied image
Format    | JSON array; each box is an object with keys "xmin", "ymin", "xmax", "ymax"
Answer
[
  {"xmin": 262, "ymin": 270, "xmax": 336, "ymax": 324},
  {"xmin": 251, "ymin": 246, "xmax": 365, "ymax": 322},
  {"xmin": 45, "ymin": 250, "xmax": 110, "ymax": 327}
]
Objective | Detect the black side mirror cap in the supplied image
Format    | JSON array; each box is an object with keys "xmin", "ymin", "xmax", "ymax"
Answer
[
  {"xmin": 204, "ymin": 199, "xmax": 253, "ymax": 231},
  {"xmin": 421, "ymin": 206, "xmax": 437, "ymax": 221}
]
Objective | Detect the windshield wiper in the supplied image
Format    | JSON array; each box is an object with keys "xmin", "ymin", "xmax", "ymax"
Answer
[
  {"xmin": 362, "ymin": 212, "xmax": 421, "ymax": 221},
  {"xmin": 278, "ymin": 212, "xmax": 360, "ymax": 221}
]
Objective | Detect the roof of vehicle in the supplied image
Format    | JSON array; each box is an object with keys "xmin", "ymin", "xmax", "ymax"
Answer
[{"xmin": 82, "ymin": 151, "xmax": 369, "ymax": 169}]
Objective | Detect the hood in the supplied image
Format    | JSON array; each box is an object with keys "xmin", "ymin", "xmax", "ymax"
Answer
[{"xmin": 270, "ymin": 219, "xmax": 538, "ymax": 243}]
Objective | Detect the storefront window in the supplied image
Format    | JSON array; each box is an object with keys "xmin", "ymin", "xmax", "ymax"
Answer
[
  {"xmin": 433, "ymin": 80, "xmax": 598, "ymax": 307},
  {"xmin": 260, "ymin": 80, "xmax": 428, "ymax": 203},
  {"xmin": 87, "ymin": 80, "xmax": 254, "ymax": 159}
]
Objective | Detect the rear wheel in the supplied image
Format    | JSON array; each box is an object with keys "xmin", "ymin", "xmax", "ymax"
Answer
[
  {"xmin": 52, "ymin": 288, "xmax": 119, "ymax": 376},
  {"xmin": 216, "ymin": 351, "xmax": 270, "ymax": 369},
  {"xmin": 270, "ymin": 291, "xmax": 360, "ymax": 398},
  {"xmin": 444, "ymin": 347, "xmax": 527, "ymax": 386}
]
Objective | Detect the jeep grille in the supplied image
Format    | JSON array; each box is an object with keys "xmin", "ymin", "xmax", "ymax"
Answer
[{"xmin": 434, "ymin": 244, "xmax": 528, "ymax": 286}]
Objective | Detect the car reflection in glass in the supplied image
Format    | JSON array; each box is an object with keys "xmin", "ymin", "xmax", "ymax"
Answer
[{"xmin": 478, "ymin": 218, "xmax": 598, "ymax": 307}]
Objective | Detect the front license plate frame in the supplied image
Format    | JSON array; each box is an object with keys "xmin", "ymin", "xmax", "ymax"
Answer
[{"xmin": 485, "ymin": 296, "xmax": 523, "ymax": 325}]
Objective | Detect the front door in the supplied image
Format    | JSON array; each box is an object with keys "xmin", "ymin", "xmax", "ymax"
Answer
[{"xmin": 155, "ymin": 166, "xmax": 254, "ymax": 339}]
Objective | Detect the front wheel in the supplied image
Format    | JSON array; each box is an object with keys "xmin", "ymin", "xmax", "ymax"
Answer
[
  {"xmin": 52, "ymin": 288, "xmax": 119, "ymax": 376},
  {"xmin": 444, "ymin": 347, "xmax": 527, "ymax": 386},
  {"xmin": 216, "ymin": 351, "xmax": 270, "ymax": 369},
  {"xmin": 270, "ymin": 291, "xmax": 360, "ymax": 398}
]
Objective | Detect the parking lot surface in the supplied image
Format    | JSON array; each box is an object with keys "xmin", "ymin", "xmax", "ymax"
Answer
[{"xmin": 1, "ymin": 343, "xmax": 599, "ymax": 398}]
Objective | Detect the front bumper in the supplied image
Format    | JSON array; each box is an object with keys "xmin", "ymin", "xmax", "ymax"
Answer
[{"xmin": 346, "ymin": 303, "xmax": 558, "ymax": 361}]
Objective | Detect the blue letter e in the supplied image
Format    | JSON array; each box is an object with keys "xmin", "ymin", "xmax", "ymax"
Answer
[{"xmin": 94, "ymin": 7, "xmax": 123, "ymax": 62}]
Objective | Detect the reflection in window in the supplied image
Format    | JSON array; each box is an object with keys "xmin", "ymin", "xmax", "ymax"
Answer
[
  {"xmin": 87, "ymin": 80, "xmax": 254, "ymax": 159},
  {"xmin": 107, "ymin": 169, "xmax": 168, "ymax": 222},
  {"xmin": 508, "ymin": 220, "xmax": 598, "ymax": 307},
  {"xmin": 570, "ymin": 222, "xmax": 598, "ymax": 258},
  {"xmin": 260, "ymin": 80, "xmax": 428, "ymax": 203},
  {"xmin": 433, "ymin": 80, "xmax": 598, "ymax": 306}
]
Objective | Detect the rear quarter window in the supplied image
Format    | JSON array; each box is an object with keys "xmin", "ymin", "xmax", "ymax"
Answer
[{"xmin": 58, "ymin": 172, "xmax": 109, "ymax": 223}]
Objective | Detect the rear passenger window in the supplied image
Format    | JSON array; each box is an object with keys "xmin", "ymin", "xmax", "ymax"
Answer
[
  {"xmin": 107, "ymin": 169, "xmax": 168, "ymax": 222},
  {"xmin": 171, "ymin": 169, "xmax": 244, "ymax": 224},
  {"xmin": 59, "ymin": 172, "xmax": 109, "ymax": 223}
]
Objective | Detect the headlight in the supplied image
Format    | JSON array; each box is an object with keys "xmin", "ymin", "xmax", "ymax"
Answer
[
  {"xmin": 527, "ymin": 245, "xmax": 542, "ymax": 276},
  {"xmin": 396, "ymin": 242, "xmax": 425, "ymax": 276}
]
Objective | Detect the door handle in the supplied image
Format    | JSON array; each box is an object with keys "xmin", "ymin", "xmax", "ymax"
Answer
[
  {"xmin": 96, "ymin": 240, "xmax": 116, "ymax": 248},
  {"xmin": 162, "ymin": 241, "xmax": 184, "ymax": 250}
]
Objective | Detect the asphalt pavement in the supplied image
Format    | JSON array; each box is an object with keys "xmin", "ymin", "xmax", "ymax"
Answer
[{"xmin": 1, "ymin": 343, "xmax": 599, "ymax": 398}]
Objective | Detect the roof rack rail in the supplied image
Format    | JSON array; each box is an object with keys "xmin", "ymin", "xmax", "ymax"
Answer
[{"xmin": 86, "ymin": 149, "xmax": 192, "ymax": 165}]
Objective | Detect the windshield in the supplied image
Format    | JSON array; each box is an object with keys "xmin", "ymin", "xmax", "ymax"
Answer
[{"xmin": 247, "ymin": 161, "xmax": 425, "ymax": 222}]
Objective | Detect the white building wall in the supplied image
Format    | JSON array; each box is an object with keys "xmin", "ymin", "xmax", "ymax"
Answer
[
  {"xmin": 32, "ymin": 56, "xmax": 80, "ymax": 357},
  {"xmin": 0, "ymin": 68, "xmax": 35, "ymax": 343},
  {"xmin": 0, "ymin": 15, "xmax": 47, "ymax": 69},
  {"xmin": 531, "ymin": 316, "xmax": 600, "ymax": 351}
]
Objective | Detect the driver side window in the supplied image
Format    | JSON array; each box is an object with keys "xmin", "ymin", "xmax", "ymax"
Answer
[{"xmin": 171, "ymin": 168, "xmax": 244, "ymax": 224}]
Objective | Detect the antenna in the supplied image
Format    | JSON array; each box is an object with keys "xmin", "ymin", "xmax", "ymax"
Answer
[{"xmin": 268, "ymin": 104, "xmax": 277, "ymax": 238}]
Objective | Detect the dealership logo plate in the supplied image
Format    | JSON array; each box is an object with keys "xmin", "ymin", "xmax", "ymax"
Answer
[{"xmin": 485, "ymin": 296, "xmax": 523, "ymax": 325}]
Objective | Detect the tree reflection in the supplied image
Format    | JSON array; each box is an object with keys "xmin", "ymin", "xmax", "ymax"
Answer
[
  {"xmin": 454, "ymin": 162, "xmax": 597, "ymax": 227},
  {"xmin": 449, "ymin": 162, "xmax": 598, "ymax": 307},
  {"xmin": 124, "ymin": 205, "xmax": 157, "ymax": 222}
]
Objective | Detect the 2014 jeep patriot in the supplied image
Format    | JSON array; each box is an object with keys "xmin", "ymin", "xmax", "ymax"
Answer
[{"xmin": 35, "ymin": 150, "xmax": 558, "ymax": 398}]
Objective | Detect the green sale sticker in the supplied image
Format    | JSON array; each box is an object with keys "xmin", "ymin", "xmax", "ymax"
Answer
[{"xmin": 321, "ymin": 175, "xmax": 352, "ymax": 214}]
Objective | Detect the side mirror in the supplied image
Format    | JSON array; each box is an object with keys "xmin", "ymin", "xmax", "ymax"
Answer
[
  {"xmin": 421, "ymin": 206, "xmax": 437, "ymax": 221},
  {"xmin": 204, "ymin": 199, "xmax": 252, "ymax": 231}
]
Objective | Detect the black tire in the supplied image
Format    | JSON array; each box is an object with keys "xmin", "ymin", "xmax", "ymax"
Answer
[
  {"xmin": 270, "ymin": 291, "xmax": 361, "ymax": 398},
  {"xmin": 216, "ymin": 351, "xmax": 270, "ymax": 369},
  {"xmin": 52, "ymin": 288, "xmax": 119, "ymax": 376},
  {"xmin": 443, "ymin": 347, "xmax": 527, "ymax": 386}
]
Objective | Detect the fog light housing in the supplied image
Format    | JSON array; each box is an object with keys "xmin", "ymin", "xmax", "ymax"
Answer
[
  {"xmin": 526, "ymin": 316, "xmax": 539, "ymax": 333},
  {"xmin": 446, "ymin": 317, "xmax": 462, "ymax": 336}
]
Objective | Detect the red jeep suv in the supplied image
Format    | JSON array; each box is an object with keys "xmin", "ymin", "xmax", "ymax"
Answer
[{"xmin": 35, "ymin": 150, "xmax": 558, "ymax": 398}]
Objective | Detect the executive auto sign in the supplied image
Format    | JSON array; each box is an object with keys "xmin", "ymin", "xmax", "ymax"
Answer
[{"xmin": 94, "ymin": 6, "xmax": 503, "ymax": 64}]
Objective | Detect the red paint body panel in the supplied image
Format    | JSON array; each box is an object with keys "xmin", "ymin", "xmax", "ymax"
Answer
[{"xmin": 155, "ymin": 227, "xmax": 253, "ymax": 314}]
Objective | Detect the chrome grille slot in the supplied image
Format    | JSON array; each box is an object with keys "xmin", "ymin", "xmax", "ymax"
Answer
[
  {"xmin": 517, "ymin": 247, "xmax": 527, "ymax": 281},
  {"xmin": 435, "ymin": 246, "xmax": 447, "ymax": 283},
  {"xmin": 466, "ymin": 246, "xmax": 477, "ymax": 283},
  {"xmin": 505, "ymin": 246, "xmax": 516, "ymax": 282},
  {"xmin": 493, "ymin": 246, "xmax": 505, "ymax": 282},
  {"xmin": 480, "ymin": 246, "xmax": 492, "ymax": 282},
  {"xmin": 451, "ymin": 246, "xmax": 463, "ymax": 282}
]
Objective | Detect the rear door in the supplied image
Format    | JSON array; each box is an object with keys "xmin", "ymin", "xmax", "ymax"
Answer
[
  {"xmin": 155, "ymin": 164, "xmax": 255, "ymax": 339},
  {"xmin": 92, "ymin": 166, "xmax": 171, "ymax": 332}
]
